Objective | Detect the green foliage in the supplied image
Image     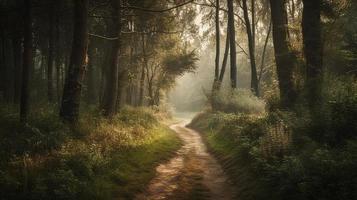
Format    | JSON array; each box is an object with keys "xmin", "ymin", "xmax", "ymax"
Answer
[
  {"xmin": 295, "ymin": 75, "xmax": 357, "ymax": 146},
  {"xmin": 0, "ymin": 105, "xmax": 181, "ymax": 200},
  {"xmin": 163, "ymin": 50, "xmax": 198, "ymax": 76},
  {"xmin": 0, "ymin": 105, "xmax": 70, "ymax": 159},
  {"xmin": 189, "ymin": 109, "xmax": 357, "ymax": 200},
  {"xmin": 211, "ymin": 89, "xmax": 266, "ymax": 114}
]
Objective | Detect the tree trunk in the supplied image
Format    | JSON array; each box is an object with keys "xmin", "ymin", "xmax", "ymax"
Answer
[
  {"xmin": 85, "ymin": 43, "xmax": 97, "ymax": 105},
  {"xmin": 55, "ymin": 4, "xmax": 61, "ymax": 104},
  {"xmin": 60, "ymin": 0, "xmax": 89, "ymax": 123},
  {"xmin": 20, "ymin": 0, "xmax": 33, "ymax": 122},
  {"xmin": 218, "ymin": 29, "xmax": 230, "ymax": 89},
  {"xmin": 269, "ymin": 0, "xmax": 297, "ymax": 108},
  {"xmin": 258, "ymin": 21, "xmax": 272, "ymax": 84},
  {"xmin": 227, "ymin": 0, "xmax": 237, "ymax": 89},
  {"xmin": 242, "ymin": 0, "xmax": 259, "ymax": 96},
  {"xmin": 101, "ymin": 0, "xmax": 122, "ymax": 117},
  {"xmin": 302, "ymin": 0, "xmax": 322, "ymax": 107},
  {"xmin": 213, "ymin": 0, "xmax": 220, "ymax": 90},
  {"xmin": 139, "ymin": 34, "xmax": 147, "ymax": 106},
  {"xmin": 47, "ymin": 1, "xmax": 55, "ymax": 103},
  {"xmin": 13, "ymin": 37, "xmax": 22, "ymax": 104}
]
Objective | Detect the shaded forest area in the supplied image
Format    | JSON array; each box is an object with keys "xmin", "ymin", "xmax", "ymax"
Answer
[{"xmin": 0, "ymin": 0, "xmax": 357, "ymax": 199}]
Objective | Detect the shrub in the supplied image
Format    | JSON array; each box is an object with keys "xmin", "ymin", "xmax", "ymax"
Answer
[{"xmin": 211, "ymin": 89, "xmax": 266, "ymax": 114}]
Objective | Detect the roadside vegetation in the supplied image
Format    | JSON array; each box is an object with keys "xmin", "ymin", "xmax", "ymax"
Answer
[
  {"xmin": 189, "ymin": 80, "xmax": 357, "ymax": 200},
  {"xmin": 0, "ymin": 106, "xmax": 181, "ymax": 200}
]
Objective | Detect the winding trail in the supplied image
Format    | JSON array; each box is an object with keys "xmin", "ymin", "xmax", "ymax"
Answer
[{"xmin": 135, "ymin": 118, "xmax": 236, "ymax": 200}]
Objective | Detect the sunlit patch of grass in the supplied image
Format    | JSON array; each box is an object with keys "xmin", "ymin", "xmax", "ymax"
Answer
[{"xmin": 0, "ymin": 105, "xmax": 182, "ymax": 200}]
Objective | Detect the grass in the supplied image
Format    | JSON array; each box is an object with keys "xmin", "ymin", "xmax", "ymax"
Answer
[
  {"xmin": 0, "ymin": 105, "xmax": 182, "ymax": 200},
  {"xmin": 189, "ymin": 112, "xmax": 272, "ymax": 200},
  {"xmin": 189, "ymin": 110, "xmax": 357, "ymax": 200},
  {"xmin": 111, "ymin": 126, "xmax": 181, "ymax": 199}
]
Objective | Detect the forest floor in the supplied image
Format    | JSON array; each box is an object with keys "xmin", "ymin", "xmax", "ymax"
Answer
[{"xmin": 135, "ymin": 116, "xmax": 237, "ymax": 200}]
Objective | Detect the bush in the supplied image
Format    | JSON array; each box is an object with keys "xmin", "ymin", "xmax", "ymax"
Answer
[
  {"xmin": 190, "ymin": 110, "xmax": 357, "ymax": 200},
  {"xmin": 0, "ymin": 105, "xmax": 180, "ymax": 200},
  {"xmin": 211, "ymin": 89, "xmax": 266, "ymax": 114}
]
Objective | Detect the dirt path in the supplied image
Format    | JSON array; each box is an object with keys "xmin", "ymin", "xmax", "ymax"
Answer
[{"xmin": 135, "ymin": 120, "xmax": 236, "ymax": 200}]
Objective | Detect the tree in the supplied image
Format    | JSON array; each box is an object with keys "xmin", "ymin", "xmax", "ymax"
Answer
[
  {"xmin": 101, "ymin": 0, "xmax": 122, "ymax": 117},
  {"xmin": 213, "ymin": 0, "xmax": 220, "ymax": 91},
  {"xmin": 218, "ymin": 31, "xmax": 230, "ymax": 89},
  {"xmin": 60, "ymin": 0, "xmax": 89, "ymax": 123},
  {"xmin": 242, "ymin": 0, "xmax": 259, "ymax": 96},
  {"xmin": 20, "ymin": 0, "xmax": 32, "ymax": 122},
  {"xmin": 269, "ymin": 0, "xmax": 297, "ymax": 108},
  {"xmin": 47, "ymin": 0, "xmax": 55, "ymax": 103},
  {"xmin": 227, "ymin": 0, "xmax": 237, "ymax": 89},
  {"xmin": 302, "ymin": 0, "xmax": 322, "ymax": 107}
]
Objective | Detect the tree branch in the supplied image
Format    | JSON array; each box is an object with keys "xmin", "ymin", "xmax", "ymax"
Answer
[
  {"xmin": 122, "ymin": 0, "xmax": 194, "ymax": 13},
  {"xmin": 235, "ymin": 41, "xmax": 249, "ymax": 56}
]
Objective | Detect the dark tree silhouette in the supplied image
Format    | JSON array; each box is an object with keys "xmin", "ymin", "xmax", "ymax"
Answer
[
  {"xmin": 60, "ymin": 0, "xmax": 89, "ymax": 123},
  {"xmin": 302, "ymin": 0, "xmax": 322, "ymax": 107},
  {"xmin": 213, "ymin": 0, "xmax": 220, "ymax": 90},
  {"xmin": 227, "ymin": 0, "xmax": 237, "ymax": 89},
  {"xmin": 101, "ymin": 0, "xmax": 122, "ymax": 116},
  {"xmin": 20, "ymin": 0, "xmax": 33, "ymax": 122},
  {"xmin": 269, "ymin": 0, "xmax": 297, "ymax": 108},
  {"xmin": 242, "ymin": 0, "xmax": 259, "ymax": 96}
]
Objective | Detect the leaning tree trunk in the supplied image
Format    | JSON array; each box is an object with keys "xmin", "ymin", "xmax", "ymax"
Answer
[
  {"xmin": 20, "ymin": 0, "xmax": 32, "ymax": 122},
  {"xmin": 218, "ymin": 30, "xmax": 230, "ymax": 90},
  {"xmin": 101, "ymin": 0, "xmax": 122, "ymax": 117},
  {"xmin": 60, "ymin": 0, "xmax": 89, "ymax": 123},
  {"xmin": 302, "ymin": 0, "xmax": 322, "ymax": 107},
  {"xmin": 227, "ymin": 0, "xmax": 237, "ymax": 89},
  {"xmin": 242, "ymin": 0, "xmax": 259, "ymax": 96},
  {"xmin": 269, "ymin": 0, "xmax": 297, "ymax": 108}
]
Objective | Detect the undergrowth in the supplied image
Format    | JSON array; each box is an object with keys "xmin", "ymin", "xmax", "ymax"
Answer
[
  {"xmin": 190, "ymin": 76, "xmax": 357, "ymax": 200},
  {"xmin": 0, "ymin": 105, "xmax": 181, "ymax": 200}
]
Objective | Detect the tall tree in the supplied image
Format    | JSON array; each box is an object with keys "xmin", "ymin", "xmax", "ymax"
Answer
[
  {"xmin": 269, "ymin": 0, "xmax": 297, "ymax": 108},
  {"xmin": 47, "ymin": 1, "xmax": 55, "ymax": 102},
  {"xmin": 227, "ymin": 0, "xmax": 237, "ymax": 88},
  {"xmin": 213, "ymin": 0, "xmax": 220, "ymax": 90},
  {"xmin": 242, "ymin": 0, "xmax": 259, "ymax": 96},
  {"xmin": 218, "ymin": 31, "xmax": 230, "ymax": 89},
  {"xmin": 138, "ymin": 34, "xmax": 147, "ymax": 106},
  {"xmin": 302, "ymin": 0, "xmax": 322, "ymax": 106},
  {"xmin": 13, "ymin": 35, "xmax": 22, "ymax": 104},
  {"xmin": 101, "ymin": 0, "xmax": 122, "ymax": 116},
  {"xmin": 20, "ymin": 0, "xmax": 32, "ymax": 122},
  {"xmin": 60, "ymin": 0, "xmax": 89, "ymax": 122}
]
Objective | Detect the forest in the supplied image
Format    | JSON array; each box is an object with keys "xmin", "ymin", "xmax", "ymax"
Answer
[{"xmin": 0, "ymin": 0, "xmax": 356, "ymax": 199}]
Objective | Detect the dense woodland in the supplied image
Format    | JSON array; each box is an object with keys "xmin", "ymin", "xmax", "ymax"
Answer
[{"xmin": 0, "ymin": 0, "xmax": 357, "ymax": 199}]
